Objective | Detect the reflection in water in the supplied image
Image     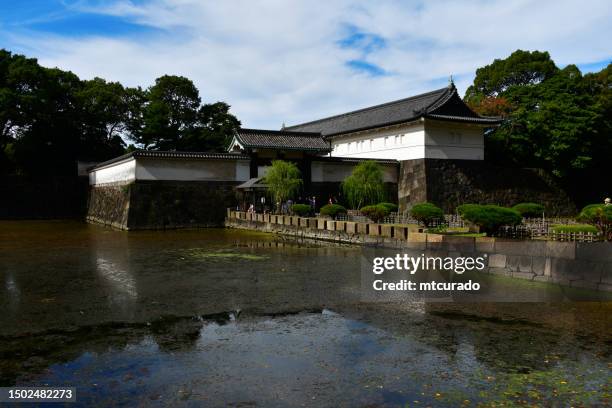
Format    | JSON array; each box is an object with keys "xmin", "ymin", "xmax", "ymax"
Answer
[
  {"xmin": 0, "ymin": 308, "xmax": 609, "ymax": 407},
  {"xmin": 95, "ymin": 257, "xmax": 138, "ymax": 301},
  {"xmin": 0, "ymin": 221, "xmax": 610, "ymax": 406}
]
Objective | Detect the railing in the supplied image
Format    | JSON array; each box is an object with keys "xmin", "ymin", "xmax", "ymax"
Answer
[
  {"xmin": 497, "ymin": 225, "xmax": 601, "ymax": 242},
  {"xmin": 233, "ymin": 209, "xmax": 600, "ymax": 243}
]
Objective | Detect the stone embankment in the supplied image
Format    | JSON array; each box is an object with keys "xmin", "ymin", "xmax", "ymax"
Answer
[{"xmin": 226, "ymin": 210, "xmax": 612, "ymax": 292}]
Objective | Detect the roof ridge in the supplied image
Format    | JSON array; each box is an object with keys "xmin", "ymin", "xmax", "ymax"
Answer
[
  {"xmin": 285, "ymin": 87, "xmax": 449, "ymax": 129},
  {"xmin": 239, "ymin": 127, "xmax": 321, "ymax": 137}
]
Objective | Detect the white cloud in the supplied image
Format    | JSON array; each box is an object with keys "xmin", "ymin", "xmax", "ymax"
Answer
[{"xmin": 4, "ymin": 0, "xmax": 611, "ymax": 129}]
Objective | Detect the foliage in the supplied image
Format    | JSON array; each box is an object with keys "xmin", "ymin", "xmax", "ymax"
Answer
[
  {"xmin": 319, "ymin": 204, "xmax": 347, "ymax": 219},
  {"xmin": 128, "ymin": 75, "xmax": 240, "ymax": 151},
  {"xmin": 291, "ymin": 203, "xmax": 311, "ymax": 216},
  {"xmin": 457, "ymin": 204, "xmax": 522, "ymax": 235},
  {"xmin": 263, "ymin": 160, "xmax": 302, "ymax": 210},
  {"xmin": 551, "ymin": 224, "xmax": 598, "ymax": 234},
  {"xmin": 377, "ymin": 202, "xmax": 398, "ymax": 212},
  {"xmin": 464, "ymin": 49, "xmax": 612, "ymax": 205},
  {"xmin": 0, "ymin": 49, "xmax": 240, "ymax": 176},
  {"xmin": 576, "ymin": 204, "xmax": 612, "ymax": 240},
  {"xmin": 360, "ymin": 204, "xmax": 390, "ymax": 223},
  {"xmin": 410, "ymin": 202, "xmax": 444, "ymax": 227},
  {"xmin": 341, "ymin": 161, "xmax": 385, "ymax": 209},
  {"xmin": 512, "ymin": 202, "xmax": 545, "ymax": 218}
]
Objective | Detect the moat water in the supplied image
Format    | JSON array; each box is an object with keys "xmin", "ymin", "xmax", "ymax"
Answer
[{"xmin": 0, "ymin": 221, "xmax": 610, "ymax": 406}]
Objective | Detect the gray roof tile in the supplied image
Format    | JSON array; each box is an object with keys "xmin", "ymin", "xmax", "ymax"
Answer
[
  {"xmin": 285, "ymin": 84, "xmax": 501, "ymax": 136},
  {"xmin": 236, "ymin": 128, "xmax": 330, "ymax": 151}
]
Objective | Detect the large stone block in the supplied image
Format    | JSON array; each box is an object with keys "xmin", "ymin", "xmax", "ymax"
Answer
[
  {"xmin": 357, "ymin": 223, "xmax": 369, "ymax": 235},
  {"xmin": 335, "ymin": 221, "xmax": 346, "ymax": 232},
  {"xmin": 326, "ymin": 221, "xmax": 336, "ymax": 231},
  {"xmin": 546, "ymin": 241, "xmax": 576, "ymax": 260},
  {"xmin": 317, "ymin": 218, "xmax": 327, "ymax": 230},
  {"xmin": 345, "ymin": 222, "xmax": 357, "ymax": 235},
  {"xmin": 488, "ymin": 254, "xmax": 507, "ymax": 268},
  {"xmin": 475, "ymin": 237, "xmax": 495, "ymax": 253},
  {"xmin": 506, "ymin": 255, "xmax": 521, "ymax": 271},
  {"xmin": 380, "ymin": 225, "xmax": 393, "ymax": 238},
  {"xmin": 406, "ymin": 231, "xmax": 427, "ymax": 250},
  {"xmin": 576, "ymin": 242, "xmax": 612, "ymax": 262},
  {"xmin": 531, "ymin": 256, "xmax": 546, "ymax": 275},
  {"xmin": 494, "ymin": 239, "xmax": 547, "ymax": 256},
  {"xmin": 393, "ymin": 226, "xmax": 409, "ymax": 240},
  {"xmin": 368, "ymin": 224, "xmax": 381, "ymax": 236},
  {"xmin": 518, "ymin": 256, "xmax": 533, "ymax": 273},
  {"xmin": 284, "ymin": 216, "xmax": 292, "ymax": 226},
  {"xmin": 306, "ymin": 218, "xmax": 318, "ymax": 229},
  {"xmin": 443, "ymin": 235, "xmax": 475, "ymax": 252}
]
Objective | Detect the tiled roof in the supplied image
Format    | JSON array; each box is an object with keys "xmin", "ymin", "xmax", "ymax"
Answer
[
  {"xmin": 285, "ymin": 84, "xmax": 501, "ymax": 137},
  {"xmin": 235, "ymin": 128, "xmax": 330, "ymax": 151},
  {"xmin": 90, "ymin": 150, "xmax": 249, "ymax": 171}
]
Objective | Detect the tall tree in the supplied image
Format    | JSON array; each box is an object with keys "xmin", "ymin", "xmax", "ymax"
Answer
[
  {"xmin": 341, "ymin": 161, "xmax": 385, "ymax": 209},
  {"xmin": 129, "ymin": 75, "xmax": 240, "ymax": 151},
  {"xmin": 464, "ymin": 50, "xmax": 612, "ymax": 205},
  {"xmin": 264, "ymin": 160, "xmax": 303, "ymax": 211}
]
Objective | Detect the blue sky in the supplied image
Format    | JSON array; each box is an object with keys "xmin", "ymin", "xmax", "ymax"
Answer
[{"xmin": 1, "ymin": 0, "xmax": 610, "ymax": 128}]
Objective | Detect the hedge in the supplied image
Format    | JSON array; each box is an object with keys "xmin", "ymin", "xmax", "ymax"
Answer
[
  {"xmin": 512, "ymin": 202, "xmax": 545, "ymax": 217},
  {"xmin": 360, "ymin": 204, "xmax": 390, "ymax": 222},
  {"xmin": 410, "ymin": 203, "xmax": 443, "ymax": 227},
  {"xmin": 377, "ymin": 202, "xmax": 398, "ymax": 213},
  {"xmin": 319, "ymin": 204, "xmax": 347, "ymax": 218},
  {"xmin": 457, "ymin": 204, "xmax": 522, "ymax": 235},
  {"xmin": 291, "ymin": 204, "xmax": 312, "ymax": 216}
]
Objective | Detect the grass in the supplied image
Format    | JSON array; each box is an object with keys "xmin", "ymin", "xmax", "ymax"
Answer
[{"xmin": 551, "ymin": 224, "xmax": 598, "ymax": 234}]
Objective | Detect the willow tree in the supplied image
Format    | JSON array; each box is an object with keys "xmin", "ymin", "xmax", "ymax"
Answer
[
  {"xmin": 342, "ymin": 160, "xmax": 385, "ymax": 209},
  {"xmin": 264, "ymin": 160, "xmax": 302, "ymax": 210}
]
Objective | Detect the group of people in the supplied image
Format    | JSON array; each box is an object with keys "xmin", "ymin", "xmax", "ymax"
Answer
[{"xmin": 243, "ymin": 194, "xmax": 342, "ymax": 214}]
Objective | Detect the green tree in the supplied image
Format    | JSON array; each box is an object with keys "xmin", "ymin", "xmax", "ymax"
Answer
[
  {"xmin": 128, "ymin": 75, "xmax": 240, "ymax": 151},
  {"xmin": 263, "ymin": 160, "xmax": 302, "ymax": 211},
  {"xmin": 465, "ymin": 50, "xmax": 612, "ymax": 205},
  {"xmin": 342, "ymin": 161, "xmax": 385, "ymax": 209}
]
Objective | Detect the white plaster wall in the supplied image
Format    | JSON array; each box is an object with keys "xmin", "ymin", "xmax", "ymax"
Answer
[
  {"xmin": 424, "ymin": 121, "xmax": 484, "ymax": 160},
  {"xmin": 330, "ymin": 120, "xmax": 485, "ymax": 161},
  {"xmin": 89, "ymin": 158, "xmax": 136, "ymax": 185},
  {"xmin": 135, "ymin": 158, "xmax": 250, "ymax": 182},
  {"xmin": 311, "ymin": 161, "xmax": 397, "ymax": 183},
  {"xmin": 330, "ymin": 123, "xmax": 425, "ymax": 160}
]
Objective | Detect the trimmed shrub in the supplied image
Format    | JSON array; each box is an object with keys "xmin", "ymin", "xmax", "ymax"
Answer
[
  {"xmin": 410, "ymin": 202, "xmax": 443, "ymax": 227},
  {"xmin": 319, "ymin": 204, "xmax": 347, "ymax": 219},
  {"xmin": 551, "ymin": 224, "xmax": 598, "ymax": 234},
  {"xmin": 577, "ymin": 204, "xmax": 612, "ymax": 241},
  {"xmin": 512, "ymin": 202, "xmax": 545, "ymax": 218},
  {"xmin": 457, "ymin": 204, "xmax": 522, "ymax": 235},
  {"xmin": 378, "ymin": 202, "xmax": 398, "ymax": 213},
  {"xmin": 360, "ymin": 204, "xmax": 390, "ymax": 223},
  {"xmin": 291, "ymin": 204, "xmax": 311, "ymax": 216}
]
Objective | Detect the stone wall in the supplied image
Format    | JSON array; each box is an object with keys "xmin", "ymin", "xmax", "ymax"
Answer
[
  {"xmin": 398, "ymin": 159, "xmax": 576, "ymax": 215},
  {"xmin": 87, "ymin": 180, "xmax": 240, "ymax": 230},
  {"xmin": 226, "ymin": 211, "xmax": 611, "ymax": 292},
  {"xmin": 86, "ymin": 184, "xmax": 131, "ymax": 229}
]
